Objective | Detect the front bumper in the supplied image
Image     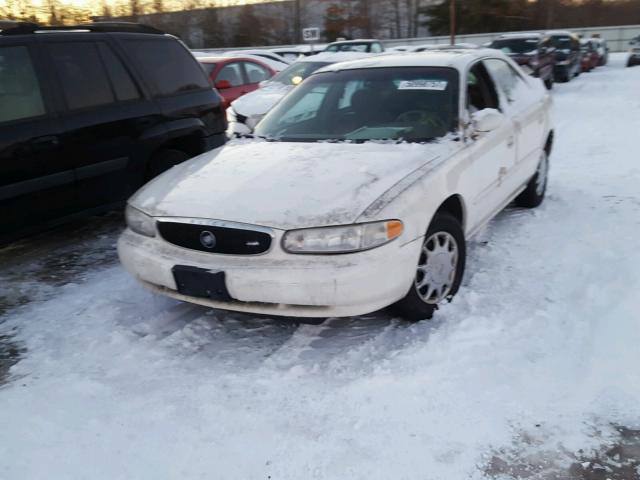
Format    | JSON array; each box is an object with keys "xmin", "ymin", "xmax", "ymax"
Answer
[{"xmin": 118, "ymin": 228, "xmax": 420, "ymax": 317}]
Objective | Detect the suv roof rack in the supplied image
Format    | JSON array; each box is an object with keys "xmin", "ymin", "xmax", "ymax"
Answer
[{"xmin": 0, "ymin": 21, "xmax": 164, "ymax": 36}]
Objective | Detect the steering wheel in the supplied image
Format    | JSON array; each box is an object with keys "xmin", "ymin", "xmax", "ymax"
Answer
[{"xmin": 395, "ymin": 110, "xmax": 445, "ymax": 128}]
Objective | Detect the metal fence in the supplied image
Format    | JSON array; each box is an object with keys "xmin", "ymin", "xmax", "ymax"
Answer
[
  {"xmin": 384, "ymin": 24, "xmax": 640, "ymax": 52},
  {"xmin": 206, "ymin": 24, "xmax": 640, "ymax": 54}
]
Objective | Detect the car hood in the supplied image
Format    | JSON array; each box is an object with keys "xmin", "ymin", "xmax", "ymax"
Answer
[
  {"xmin": 231, "ymin": 83, "xmax": 292, "ymax": 118},
  {"xmin": 131, "ymin": 140, "xmax": 450, "ymax": 230}
]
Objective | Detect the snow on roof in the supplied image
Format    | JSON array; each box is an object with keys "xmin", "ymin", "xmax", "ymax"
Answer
[
  {"xmin": 496, "ymin": 32, "xmax": 543, "ymax": 39},
  {"xmin": 316, "ymin": 48, "xmax": 502, "ymax": 73},
  {"xmin": 545, "ymin": 30, "xmax": 575, "ymax": 36}
]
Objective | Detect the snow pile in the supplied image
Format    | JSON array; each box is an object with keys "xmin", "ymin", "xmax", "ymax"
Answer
[{"xmin": 0, "ymin": 54, "xmax": 639, "ymax": 479}]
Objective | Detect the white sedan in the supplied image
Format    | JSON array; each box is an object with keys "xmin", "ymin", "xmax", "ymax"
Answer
[{"xmin": 118, "ymin": 49, "xmax": 553, "ymax": 320}]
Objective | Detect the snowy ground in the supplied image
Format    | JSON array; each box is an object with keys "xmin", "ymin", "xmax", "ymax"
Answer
[{"xmin": 1, "ymin": 54, "xmax": 639, "ymax": 480}]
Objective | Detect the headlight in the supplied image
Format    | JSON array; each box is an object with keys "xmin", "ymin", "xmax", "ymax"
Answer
[
  {"xmin": 226, "ymin": 107, "xmax": 237, "ymax": 123},
  {"xmin": 125, "ymin": 205, "xmax": 156, "ymax": 237},
  {"xmin": 282, "ymin": 220, "xmax": 403, "ymax": 254}
]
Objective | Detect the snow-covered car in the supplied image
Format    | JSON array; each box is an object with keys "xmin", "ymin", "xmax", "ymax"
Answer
[
  {"xmin": 118, "ymin": 49, "xmax": 553, "ymax": 320},
  {"xmin": 226, "ymin": 52, "xmax": 370, "ymax": 135}
]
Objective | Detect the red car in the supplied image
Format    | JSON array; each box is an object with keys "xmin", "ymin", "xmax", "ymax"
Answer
[
  {"xmin": 580, "ymin": 39, "xmax": 599, "ymax": 72},
  {"xmin": 197, "ymin": 56, "xmax": 276, "ymax": 107}
]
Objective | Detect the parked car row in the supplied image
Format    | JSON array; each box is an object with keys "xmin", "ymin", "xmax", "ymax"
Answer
[{"xmin": 489, "ymin": 31, "xmax": 609, "ymax": 88}]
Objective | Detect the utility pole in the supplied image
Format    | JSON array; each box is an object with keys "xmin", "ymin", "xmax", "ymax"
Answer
[
  {"xmin": 449, "ymin": 0, "xmax": 455, "ymax": 45},
  {"xmin": 295, "ymin": 0, "xmax": 301, "ymax": 43}
]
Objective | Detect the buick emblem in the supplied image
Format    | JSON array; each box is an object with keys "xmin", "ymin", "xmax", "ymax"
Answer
[{"xmin": 199, "ymin": 230, "xmax": 217, "ymax": 249}]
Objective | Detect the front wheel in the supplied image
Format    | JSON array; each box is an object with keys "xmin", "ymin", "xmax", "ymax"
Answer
[
  {"xmin": 394, "ymin": 213, "xmax": 466, "ymax": 321},
  {"xmin": 515, "ymin": 150, "xmax": 548, "ymax": 208}
]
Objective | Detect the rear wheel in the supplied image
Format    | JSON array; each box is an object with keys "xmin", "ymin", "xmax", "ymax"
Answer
[
  {"xmin": 515, "ymin": 150, "xmax": 548, "ymax": 208},
  {"xmin": 394, "ymin": 213, "xmax": 466, "ymax": 321},
  {"xmin": 544, "ymin": 77, "xmax": 554, "ymax": 90},
  {"xmin": 146, "ymin": 149, "xmax": 189, "ymax": 180}
]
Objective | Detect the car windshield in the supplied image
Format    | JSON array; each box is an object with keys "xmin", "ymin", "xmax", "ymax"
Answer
[
  {"xmin": 550, "ymin": 36, "xmax": 572, "ymax": 49},
  {"xmin": 326, "ymin": 43, "xmax": 370, "ymax": 52},
  {"xmin": 270, "ymin": 61, "xmax": 331, "ymax": 86},
  {"xmin": 254, "ymin": 66, "xmax": 459, "ymax": 143},
  {"xmin": 490, "ymin": 38, "xmax": 539, "ymax": 54}
]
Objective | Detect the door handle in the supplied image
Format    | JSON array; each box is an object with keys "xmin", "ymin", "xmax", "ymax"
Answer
[{"xmin": 30, "ymin": 135, "xmax": 59, "ymax": 150}]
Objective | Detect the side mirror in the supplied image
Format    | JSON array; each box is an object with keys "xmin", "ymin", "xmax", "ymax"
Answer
[
  {"xmin": 215, "ymin": 80, "xmax": 232, "ymax": 90},
  {"xmin": 472, "ymin": 109, "xmax": 505, "ymax": 133}
]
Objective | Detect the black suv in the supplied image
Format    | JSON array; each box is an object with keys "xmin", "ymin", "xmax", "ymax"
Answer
[
  {"xmin": 0, "ymin": 21, "xmax": 227, "ymax": 244},
  {"xmin": 546, "ymin": 31, "xmax": 581, "ymax": 82},
  {"xmin": 489, "ymin": 33, "xmax": 556, "ymax": 89}
]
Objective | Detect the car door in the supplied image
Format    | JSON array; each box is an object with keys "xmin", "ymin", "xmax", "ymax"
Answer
[
  {"xmin": 484, "ymin": 58, "xmax": 546, "ymax": 191},
  {"xmin": 214, "ymin": 61, "xmax": 246, "ymax": 105},
  {"xmin": 461, "ymin": 61, "xmax": 518, "ymax": 231},
  {"xmin": 46, "ymin": 39, "xmax": 152, "ymax": 212},
  {"xmin": 0, "ymin": 40, "xmax": 73, "ymax": 242}
]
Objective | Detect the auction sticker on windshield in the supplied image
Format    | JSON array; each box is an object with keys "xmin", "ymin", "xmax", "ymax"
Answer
[{"xmin": 398, "ymin": 79, "xmax": 448, "ymax": 90}]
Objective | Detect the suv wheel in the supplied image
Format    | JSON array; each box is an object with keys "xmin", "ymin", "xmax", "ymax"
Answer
[
  {"xmin": 544, "ymin": 77, "xmax": 554, "ymax": 90},
  {"xmin": 515, "ymin": 150, "xmax": 548, "ymax": 208},
  {"xmin": 147, "ymin": 149, "xmax": 189, "ymax": 180},
  {"xmin": 394, "ymin": 213, "xmax": 466, "ymax": 321}
]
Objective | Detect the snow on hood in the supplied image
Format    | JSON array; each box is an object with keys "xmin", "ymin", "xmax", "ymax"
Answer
[
  {"xmin": 131, "ymin": 140, "xmax": 449, "ymax": 230},
  {"xmin": 230, "ymin": 83, "xmax": 292, "ymax": 118}
]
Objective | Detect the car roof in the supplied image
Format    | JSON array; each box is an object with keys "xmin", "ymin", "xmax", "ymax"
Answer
[
  {"xmin": 545, "ymin": 30, "xmax": 575, "ymax": 37},
  {"xmin": 195, "ymin": 55, "xmax": 268, "ymax": 64},
  {"xmin": 315, "ymin": 49, "xmax": 502, "ymax": 73}
]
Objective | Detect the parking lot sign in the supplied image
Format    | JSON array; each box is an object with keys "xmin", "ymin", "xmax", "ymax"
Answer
[{"xmin": 302, "ymin": 27, "xmax": 320, "ymax": 42}]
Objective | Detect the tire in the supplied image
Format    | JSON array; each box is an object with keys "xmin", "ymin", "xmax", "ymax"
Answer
[
  {"xmin": 544, "ymin": 77, "xmax": 554, "ymax": 90},
  {"xmin": 394, "ymin": 213, "xmax": 466, "ymax": 321},
  {"xmin": 146, "ymin": 149, "xmax": 189, "ymax": 180},
  {"xmin": 515, "ymin": 150, "xmax": 549, "ymax": 209},
  {"xmin": 556, "ymin": 69, "xmax": 570, "ymax": 83},
  {"xmin": 627, "ymin": 57, "xmax": 636, "ymax": 68}
]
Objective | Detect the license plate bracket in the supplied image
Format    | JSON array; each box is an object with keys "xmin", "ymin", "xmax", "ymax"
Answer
[{"xmin": 172, "ymin": 265, "xmax": 233, "ymax": 302}]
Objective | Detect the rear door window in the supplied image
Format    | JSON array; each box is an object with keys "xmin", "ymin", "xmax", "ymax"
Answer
[
  {"xmin": 242, "ymin": 62, "xmax": 271, "ymax": 84},
  {"xmin": 124, "ymin": 39, "xmax": 211, "ymax": 96},
  {"xmin": 0, "ymin": 45, "xmax": 46, "ymax": 123},
  {"xmin": 97, "ymin": 43, "xmax": 140, "ymax": 102},
  {"xmin": 216, "ymin": 62, "xmax": 244, "ymax": 87},
  {"xmin": 49, "ymin": 42, "xmax": 114, "ymax": 110}
]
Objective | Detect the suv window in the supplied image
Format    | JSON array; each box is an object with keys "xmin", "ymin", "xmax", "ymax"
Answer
[
  {"xmin": 243, "ymin": 61, "xmax": 271, "ymax": 84},
  {"xmin": 124, "ymin": 38, "xmax": 210, "ymax": 96},
  {"xmin": 0, "ymin": 46, "xmax": 46, "ymax": 123},
  {"xmin": 50, "ymin": 42, "xmax": 114, "ymax": 110},
  {"xmin": 97, "ymin": 43, "xmax": 140, "ymax": 102},
  {"xmin": 467, "ymin": 62, "xmax": 499, "ymax": 113},
  {"xmin": 483, "ymin": 59, "xmax": 529, "ymax": 104}
]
